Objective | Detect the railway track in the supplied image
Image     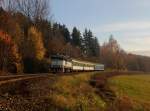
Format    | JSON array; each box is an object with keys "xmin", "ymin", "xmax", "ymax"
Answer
[
  {"xmin": 0, "ymin": 71, "xmax": 101, "ymax": 86},
  {"xmin": 0, "ymin": 73, "xmax": 73, "ymax": 85},
  {"xmin": 0, "ymin": 74, "xmax": 52, "ymax": 86}
]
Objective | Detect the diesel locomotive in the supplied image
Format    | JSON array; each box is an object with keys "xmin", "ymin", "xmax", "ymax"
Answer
[{"xmin": 51, "ymin": 55, "xmax": 104, "ymax": 73}]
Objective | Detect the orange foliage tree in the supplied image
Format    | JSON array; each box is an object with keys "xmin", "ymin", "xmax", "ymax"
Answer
[
  {"xmin": 100, "ymin": 36, "xmax": 126, "ymax": 70},
  {"xmin": 0, "ymin": 30, "xmax": 21, "ymax": 73},
  {"xmin": 24, "ymin": 26, "xmax": 45, "ymax": 60}
]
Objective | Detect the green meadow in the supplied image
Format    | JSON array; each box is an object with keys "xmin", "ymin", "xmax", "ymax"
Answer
[{"xmin": 109, "ymin": 74, "xmax": 150, "ymax": 110}]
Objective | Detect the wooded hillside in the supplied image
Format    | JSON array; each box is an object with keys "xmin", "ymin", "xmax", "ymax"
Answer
[{"xmin": 0, "ymin": 0, "xmax": 150, "ymax": 73}]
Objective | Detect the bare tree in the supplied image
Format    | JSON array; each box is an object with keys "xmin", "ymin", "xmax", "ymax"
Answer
[
  {"xmin": 0, "ymin": 0, "xmax": 15, "ymax": 12},
  {"xmin": 15, "ymin": 0, "xmax": 50, "ymax": 20},
  {"xmin": 0, "ymin": 0, "xmax": 50, "ymax": 20},
  {"xmin": 0, "ymin": 0, "xmax": 5, "ymax": 9},
  {"xmin": 0, "ymin": 0, "xmax": 3, "ymax": 7}
]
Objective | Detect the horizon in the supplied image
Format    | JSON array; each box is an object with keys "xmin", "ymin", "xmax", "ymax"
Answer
[{"xmin": 52, "ymin": 0, "xmax": 150, "ymax": 56}]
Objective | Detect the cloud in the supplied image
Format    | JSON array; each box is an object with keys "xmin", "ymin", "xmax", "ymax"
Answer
[
  {"xmin": 93, "ymin": 21, "xmax": 150, "ymax": 54},
  {"xmin": 131, "ymin": 50, "xmax": 150, "ymax": 57},
  {"xmin": 123, "ymin": 31, "xmax": 150, "ymax": 37},
  {"xmin": 91, "ymin": 20, "xmax": 150, "ymax": 56},
  {"xmin": 95, "ymin": 21, "xmax": 150, "ymax": 33},
  {"xmin": 136, "ymin": 0, "xmax": 150, "ymax": 7},
  {"xmin": 120, "ymin": 36, "xmax": 150, "ymax": 51}
]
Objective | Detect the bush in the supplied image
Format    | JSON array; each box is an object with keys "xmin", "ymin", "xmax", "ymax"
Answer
[
  {"xmin": 23, "ymin": 58, "xmax": 50, "ymax": 73},
  {"xmin": 38, "ymin": 59, "xmax": 51, "ymax": 73},
  {"xmin": 23, "ymin": 58, "xmax": 38, "ymax": 73}
]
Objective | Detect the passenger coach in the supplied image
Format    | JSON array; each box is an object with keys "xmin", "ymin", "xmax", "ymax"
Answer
[{"xmin": 51, "ymin": 55, "xmax": 104, "ymax": 73}]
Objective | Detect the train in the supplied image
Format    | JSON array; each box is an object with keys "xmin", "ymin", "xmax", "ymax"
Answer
[{"xmin": 51, "ymin": 55, "xmax": 104, "ymax": 73}]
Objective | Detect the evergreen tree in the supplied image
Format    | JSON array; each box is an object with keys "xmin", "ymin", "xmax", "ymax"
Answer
[
  {"xmin": 63, "ymin": 27, "xmax": 71, "ymax": 43},
  {"xmin": 83, "ymin": 29, "xmax": 88, "ymax": 55},
  {"xmin": 72, "ymin": 27, "xmax": 81, "ymax": 47},
  {"xmin": 83, "ymin": 29, "xmax": 100, "ymax": 57},
  {"xmin": 58, "ymin": 24, "xmax": 71, "ymax": 43},
  {"xmin": 83, "ymin": 29, "xmax": 93, "ymax": 56},
  {"xmin": 92, "ymin": 37, "xmax": 100, "ymax": 57}
]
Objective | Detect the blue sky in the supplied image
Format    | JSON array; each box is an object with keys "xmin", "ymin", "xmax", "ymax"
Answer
[{"xmin": 51, "ymin": 0, "xmax": 150, "ymax": 56}]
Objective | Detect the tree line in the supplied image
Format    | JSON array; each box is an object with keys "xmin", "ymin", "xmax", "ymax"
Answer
[
  {"xmin": 100, "ymin": 36, "xmax": 150, "ymax": 72},
  {"xmin": 0, "ymin": 0, "xmax": 150, "ymax": 74},
  {"xmin": 0, "ymin": 0, "xmax": 100, "ymax": 73}
]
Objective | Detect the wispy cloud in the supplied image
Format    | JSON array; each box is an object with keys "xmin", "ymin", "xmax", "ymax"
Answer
[
  {"xmin": 94, "ymin": 21, "xmax": 150, "ymax": 56},
  {"xmin": 97, "ymin": 21, "xmax": 150, "ymax": 33},
  {"xmin": 135, "ymin": 0, "xmax": 150, "ymax": 7},
  {"xmin": 131, "ymin": 50, "xmax": 150, "ymax": 57},
  {"xmin": 120, "ymin": 36, "xmax": 150, "ymax": 51}
]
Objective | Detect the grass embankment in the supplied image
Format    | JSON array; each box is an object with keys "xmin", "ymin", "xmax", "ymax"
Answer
[
  {"xmin": 1, "ymin": 72, "xmax": 150, "ymax": 111},
  {"xmin": 0, "ymin": 73, "xmax": 106, "ymax": 111},
  {"xmin": 109, "ymin": 74, "xmax": 150, "ymax": 111},
  {"xmin": 49, "ymin": 73, "xmax": 106, "ymax": 111}
]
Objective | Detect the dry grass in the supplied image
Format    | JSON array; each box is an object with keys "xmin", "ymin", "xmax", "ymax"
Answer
[
  {"xmin": 3, "ymin": 71, "xmax": 147, "ymax": 111},
  {"xmin": 0, "ymin": 73, "xmax": 106, "ymax": 111},
  {"xmin": 49, "ymin": 73, "xmax": 106, "ymax": 111}
]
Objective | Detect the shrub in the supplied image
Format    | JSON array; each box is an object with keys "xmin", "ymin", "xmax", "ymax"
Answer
[
  {"xmin": 38, "ymin": 58, "xmax": 51, "ymax": 73},
  {"xmin": 23, "ymin": 58, "xmax": 50, "ymax": 73}
]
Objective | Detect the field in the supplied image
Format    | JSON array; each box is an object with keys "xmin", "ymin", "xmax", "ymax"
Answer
[
  {"xmin": 0, "ymin": 72, "xmax": 106, "ymax": 111},
  {"xmin": 109, "ymin": 74, "xmax": 150, "ymax": 111},
  {"xmin": 0, "ymin": 72, "xmax": 150, "ymax": 111}
]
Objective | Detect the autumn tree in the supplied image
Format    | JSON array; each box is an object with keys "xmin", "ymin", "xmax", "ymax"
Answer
[
  {"xmin": 100, "ymin": 35, "xmax": 126, "ymax": 70},
  {"xmin": 1, "ymin": 9, "xmax": 25, "ymax": 45},
  {"xmin": 35, "ymin": 20, "xmax": 52, "ymax": 57},
  {"xmin": 22, "ymin": 26, "xmax": 46, "ymax": 73},
  {"xmin": 25, "ymin": 26, "xmax": 45, "ymax": 60},
  {"xmin": 0, "ymin": 30, "xmax": 21, "ymax": 73}
]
